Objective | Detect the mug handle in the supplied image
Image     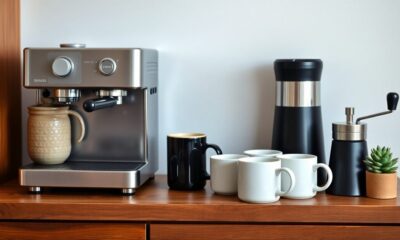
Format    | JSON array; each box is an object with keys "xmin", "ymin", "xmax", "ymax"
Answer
[
  {"xmin": 313, "ymin": 163, "xmax": 333, "ymax": 192},
  {"xmin": 276, "ymin": 167, "xmax": 296, "ymax": 196},
  {"xmin": 67, "ymin": 110, "xmax": 86, "ymax": 143},
  {"xmin": 195, "ymin": 143, "xmax": 223, "ymax": 180},
  {"xmin": 203, "ymin": 144, "xmax": 223, "ymax": 155}
]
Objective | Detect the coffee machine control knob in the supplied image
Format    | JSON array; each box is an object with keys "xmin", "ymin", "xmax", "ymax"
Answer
[
  {"xmin": 99, "ymin": 58, "xmax": 117, "ymax": 76},
  {"xmin": 52, "ymin": 57, "xmax": 74, "ymax": 77}
]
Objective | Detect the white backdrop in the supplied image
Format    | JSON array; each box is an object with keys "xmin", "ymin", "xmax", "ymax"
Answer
[{"xmin": 21, "ymin": 0, "xmax": 400, "ymax": 174}]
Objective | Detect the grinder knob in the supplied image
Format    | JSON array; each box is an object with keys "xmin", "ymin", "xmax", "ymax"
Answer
[{"xmin": 387, "ymin": 92, "xmax": 399, "ymax": 111}]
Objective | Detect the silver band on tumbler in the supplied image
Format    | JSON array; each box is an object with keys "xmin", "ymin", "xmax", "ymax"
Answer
[{"xmin": 276, "ymin": 81, "xmax": 321, "ymax": 107}]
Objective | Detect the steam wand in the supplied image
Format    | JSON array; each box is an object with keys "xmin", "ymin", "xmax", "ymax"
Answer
[{"xmin": 356, "ymin": 92, "xmax": 399, "ymax": 124}]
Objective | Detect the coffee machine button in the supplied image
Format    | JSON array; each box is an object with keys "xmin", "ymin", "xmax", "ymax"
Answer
[
  {"xmin": 52, "ymin": 57, "xmax": 74, "ymax": 77},
  {"xmin": 99, "ymin": 58, "xmax": 117, "ymax": 76}
]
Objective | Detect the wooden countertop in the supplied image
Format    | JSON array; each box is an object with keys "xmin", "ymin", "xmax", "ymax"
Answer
[{"xmin": 0, "ymin": 176, "xmax": 399, "ymax": 224}]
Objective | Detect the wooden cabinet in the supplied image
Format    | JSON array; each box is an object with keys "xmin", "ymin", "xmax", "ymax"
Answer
[
  {"xmin": 0, "ymin": 176, "xmax": 399, "ymax": 239},
  {"xmin": 151, "ymin": 224, "xmax": 400, "ymax": 240},
  {"xmin": 0, "ymin": 222, "xmax": 146, "ymax": 240},
  {"xmin": 0, "ymin": 0, "xmax": 21, "ymax": 183},
  {"xmin": 2, "ymin": 222, "xmax": 399, "ymax": 240}
]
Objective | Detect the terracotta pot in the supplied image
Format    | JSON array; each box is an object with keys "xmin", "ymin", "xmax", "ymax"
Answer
[{"xmin": 366, "ymin": 171, "xmax": 397, "ymax": 199}]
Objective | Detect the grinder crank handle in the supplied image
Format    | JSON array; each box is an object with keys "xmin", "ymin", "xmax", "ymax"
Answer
[
  {"xmin": 356, "ymin": 92, "xmax": 398, "ymax": 123},
  {"xmin": 387, "ymin": 92, "xmax": 399, "ymax": 111},
  {"xmin": 83, "ymin": 97, "xmax": 117, "ymax": 112}
]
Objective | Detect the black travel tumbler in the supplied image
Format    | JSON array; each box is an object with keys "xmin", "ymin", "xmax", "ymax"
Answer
[{"xmin": 272, "ymin": 59, "xmax": 327, "ymax": 184}]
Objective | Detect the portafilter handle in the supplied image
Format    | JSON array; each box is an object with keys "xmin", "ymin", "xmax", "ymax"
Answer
[
  {"xmin": 83, "ymin": 97, "xmax": 117, "ymax": 112},
  {"xmin": 356, "ymin": 92, "xmax": 398, "ymax": 123}
]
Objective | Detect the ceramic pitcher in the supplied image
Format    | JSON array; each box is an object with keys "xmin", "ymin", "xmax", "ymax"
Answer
[{"xmin": 28, "ymin": 106, "xmax": 85, "ymax": 165}]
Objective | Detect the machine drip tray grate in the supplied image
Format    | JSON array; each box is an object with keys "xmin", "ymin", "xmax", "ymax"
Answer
[{"xmin": 21, "ymin": 161, "xmax": 146, "ymax": 171}]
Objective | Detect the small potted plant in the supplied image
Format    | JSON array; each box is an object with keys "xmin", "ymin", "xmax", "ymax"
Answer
[{"xmin": 364, "ymin": 146, "xmax": 398, "ymax": 199}]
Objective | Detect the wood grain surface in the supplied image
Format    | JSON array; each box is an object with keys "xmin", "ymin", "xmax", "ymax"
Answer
[
  {"xmin": 0, "ymin": 222, "xmax": 145, "ymax": 240},
  {"xmin": 151, "ymin": 224, "xmax": 400, "ymax": 240},
  {"xmin": 0, "ymin": 0, "xmax": 21, "ymax": 182},
  {"xmin": 0, "ymin": 176, "xmax": 399, "ymax": 224}
]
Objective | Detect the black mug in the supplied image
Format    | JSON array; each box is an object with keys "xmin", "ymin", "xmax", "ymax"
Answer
[{"xmin": 167, "ymin": 133, "xmax": 223, "ymax": 190}]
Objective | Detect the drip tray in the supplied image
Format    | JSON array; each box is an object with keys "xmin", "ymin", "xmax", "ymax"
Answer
[{"xmin": 20, "ymin": 161, "xmax": 152, "ymax": 194}]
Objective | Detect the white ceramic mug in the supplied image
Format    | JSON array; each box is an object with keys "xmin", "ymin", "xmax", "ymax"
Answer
[
  {"xmin": 244, "ymin": 149, "xmax": 282, "ymax": 157},
  {"xmin": 210, "ymin": 154, "xmax": 247, "ymax": 195},
  {"xmin": 279, "ymin": 154, "xmax": 333, "ymax": 199},
  {"xmin": 238, "ymin": 157, "xmax": 296, "ymax": 203}
]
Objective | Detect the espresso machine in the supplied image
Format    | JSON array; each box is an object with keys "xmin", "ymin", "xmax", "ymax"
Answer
[{"xmin": 20, "ymin": 44, "xmax": 158, "ymax": 194}]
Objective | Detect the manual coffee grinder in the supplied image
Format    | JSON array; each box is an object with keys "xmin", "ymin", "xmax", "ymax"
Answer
[{"xmin": 327, "ymin": 92, "xmax": 398, "ymax": 196}]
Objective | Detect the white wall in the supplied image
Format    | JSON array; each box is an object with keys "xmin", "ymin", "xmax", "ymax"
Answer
[{"xmin": 21, "ymin": 0, "xmax": 400, "ymax": 174}]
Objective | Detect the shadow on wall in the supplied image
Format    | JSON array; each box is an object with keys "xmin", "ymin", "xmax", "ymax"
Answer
[{"xmin": 251, "ymin": 64, "xmax": 275, "ymax": 149}]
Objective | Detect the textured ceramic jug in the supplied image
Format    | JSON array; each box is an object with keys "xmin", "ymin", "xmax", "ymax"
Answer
[{"xmin": 28, "ymin": 106, "xmax": 85, "ymax": 165}]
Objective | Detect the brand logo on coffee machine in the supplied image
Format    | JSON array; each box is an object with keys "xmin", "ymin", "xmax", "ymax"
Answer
[{"xmin": 33, "ymin": 78, "xmax": 48, "ymax": 83}]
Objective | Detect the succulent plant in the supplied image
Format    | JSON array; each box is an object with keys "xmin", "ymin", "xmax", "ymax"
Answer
[{"xmin": 364, "ymin": 146, "xmax": 398, "ymax": 174}]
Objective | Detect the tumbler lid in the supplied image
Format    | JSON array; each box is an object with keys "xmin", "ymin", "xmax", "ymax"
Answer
[
  {"xmin": 332, "ymin": 107, "xmax": 367, "ymax": 141},
  {"xmin": 274, "ymin": 59, "xmax": 323, "ymax": 82}
]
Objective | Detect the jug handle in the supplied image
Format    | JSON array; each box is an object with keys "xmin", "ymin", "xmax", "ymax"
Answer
[{"xmin": 67, "ymin": 110, "xmax": 86, "ymax": 143}]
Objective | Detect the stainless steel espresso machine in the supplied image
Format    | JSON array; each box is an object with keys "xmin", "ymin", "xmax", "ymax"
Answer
[{"xmin": 20, "ymin": 44, "xmax": 158, "ymax": 194}]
